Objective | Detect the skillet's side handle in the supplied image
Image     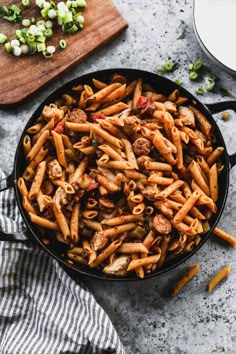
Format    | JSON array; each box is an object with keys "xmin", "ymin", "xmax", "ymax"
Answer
[
  {"xmin": 0, "ymin": 172, "xmax": 15, "ymax": 192},
  {"xmin": 206, "ymin": 100, "xmax": 236, "ymax": 114},
  {"xmin": 206, "ymin": 100, "xmax": 236, "ymax": 169}
]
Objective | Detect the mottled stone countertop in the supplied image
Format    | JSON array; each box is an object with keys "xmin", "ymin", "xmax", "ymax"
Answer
[{"xmin": 1, "ymin": 1, "xmax": 236, "ymax": 353}]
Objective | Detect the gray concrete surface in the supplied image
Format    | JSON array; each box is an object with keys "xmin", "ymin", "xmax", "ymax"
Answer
[{"xmin": 1, "ymin": 1, "xmax": 236, "ymax": 353}]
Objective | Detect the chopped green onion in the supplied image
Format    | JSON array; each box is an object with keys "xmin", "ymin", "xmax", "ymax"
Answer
[
  {"xmin": 0, "ymin": 33, "xmax": 8, "ymax": 44},
  {"xmin": 41, "ymin": 7, "xmax": 49, "ymax": 17},
  {"xmin": 10, "ymin": 4, "xmax": 21, "ymax": 15},
  {"xmin": 37, "ymin": 20, "xmax": 46, "ymax": 26},
  {"xmin": 175, "ymin": 78, "xmax": 182, "ymax": 85},
  {"xmin": 28, "ymin": 42, "xmax": 37, "ymax": 54},
  {"xmin": 189, "ymin": 71, "xmax": 198, "ymax": 81},
  {"xmin": 20, "ymin": 44, "xmax": 29, "ymax": 54},
  {"xmin": 45, "ymin": 20, "xmax": 53, "ymax": 28},
  {"xmin": 37, "ymin": 42, "xmax": 46, "ymax": 52},
  {"xmin": 205, "ymin": 77, "xmax": 215, "ymax": 92},
  {"xmin": 193, "ymin": 60, "xmax": 204, "ymax": 72},
  {"xmin": 0, "ymin": 6, "xmax": 9, "ymax": 15},
  {"xmin": 43, "ymin": 50, "xmax": 53, "ymax": 58},
  {"xmin": 163, "ymin": 61, "xmax": 174, "ymax": 72},
  {"xmin": 5, "ymin": 42, "xmax": 13, "ymax": 53},
  {"xmin": 46, "ymin": 45, "xmax": 56, "ymax": 54},
  {"xmin": 44, "ymin": 28, "xmax": 53, "ymax": 38},
  {"xmin": 31, "ymin": 17, "xmax": 36, "ymax": 24},
  {"xmin": 59, "ymin": 39, "xmax": 67, "ymax": 48},
  {"xmin": 48, "ymin": 8, "xmax": 57, "ymax": 18},
  {"xmin": 77, "ymin": 0, "xmax": 86, "ymax": 7},
  {"xmin": 22, "ymin": 0, "xmax": 31, "ymax": 7},
  {"xmin": 13, "ymin": 46, "xmax": 22, "ymax": 56},
  {"xmin": 22, "ymin": 19, "xmax": 31, "ymax": 27},
  {"xmin": 11, "ymin": 39, "xmax": 20, "ymax": 47},
  {"xmin": 37, "ymin": 35, "xmax": 46, "ymax": 43},
  {"xmin": 195, "ymin": 86, "xmax": 204, "ymax": 95},
  {"xmin": 35, "ymin": 0, "xmax": 46, "ymax": 8},
  {"xmin": 202, "ymin": 221, "xmax": 210, "ymax": 233},
  {"xmin": 188, "ymin": 63, "xmax": 194, "ymax": 71}
]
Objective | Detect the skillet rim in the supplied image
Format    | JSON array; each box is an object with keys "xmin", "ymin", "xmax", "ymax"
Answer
[{"xmin": 13, "ymin": 67, "xmax": 230, "ymax": 281}]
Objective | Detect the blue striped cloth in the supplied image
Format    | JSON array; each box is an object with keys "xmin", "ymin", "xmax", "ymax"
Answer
[{"xmin": 0, "ymin": 169, "xmax": 125, "ymax": 354}]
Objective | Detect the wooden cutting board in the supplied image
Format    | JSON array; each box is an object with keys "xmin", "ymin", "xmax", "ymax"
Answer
[{"xmin": 0, "ymin": 0, "xmax": 128, "ymax": 106}]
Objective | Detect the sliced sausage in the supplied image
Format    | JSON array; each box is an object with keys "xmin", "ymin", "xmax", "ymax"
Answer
[{"xmin": 151, "ymin": 214, "xmax": 172, "ymax": 234}]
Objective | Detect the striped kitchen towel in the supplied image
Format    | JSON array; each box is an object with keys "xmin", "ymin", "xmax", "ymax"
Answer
[{"xmin": 0, "ymin": 169, "xmax": 125, "ymax": 354}]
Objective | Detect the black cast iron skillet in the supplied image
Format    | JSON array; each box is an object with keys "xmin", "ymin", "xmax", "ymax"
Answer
[{"xmin": 1, "ymin": 68, "xmax": 236, "ymax": 281}]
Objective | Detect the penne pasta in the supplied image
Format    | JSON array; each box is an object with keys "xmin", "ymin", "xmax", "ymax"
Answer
[
  {"xmin": 18, "ymin": 73, "xmax": 226, "ymax": 278},
  {"xmin": 208, "ymin": 264, "xmax": 231, "ymax": 293}
]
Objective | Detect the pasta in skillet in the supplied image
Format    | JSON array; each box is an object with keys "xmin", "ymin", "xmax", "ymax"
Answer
[{"xmin": 18, "ymin": 74, "xmax": 225, "ymax": 278}]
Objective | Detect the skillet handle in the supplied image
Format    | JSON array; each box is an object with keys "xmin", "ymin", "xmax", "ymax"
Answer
[
  {"xmin": 0, "ymin": 171, "xmax": 28, "ymax": 242},
  {"xmin": 0, "ymin": 172, "xmax": 15, "ymax": 192},
  {"xmin": 206, "ymin": 100, "xmax": 236, "ymax": 114},
  {"xmin": 206, "ymin": 101, "xmax": 236, "ymax": 169}
]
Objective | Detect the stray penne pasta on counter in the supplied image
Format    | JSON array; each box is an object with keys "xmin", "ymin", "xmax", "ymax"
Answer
[
  {"xmin": 171, "ymin": 264, "xmax": 200, "ymax": 296},
  {"xmin": 208, "ymin": 264, "xmax": 231, "ymax": 293},
  {"xmin": 17, "ymin": 73, "xmax": 227, "ymax": 278}
]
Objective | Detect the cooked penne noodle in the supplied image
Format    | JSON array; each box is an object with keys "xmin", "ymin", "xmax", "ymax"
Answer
[
  {"xmin": 132, "ymin": 78, "xmax": 142, "ymax": 108},
  {"xmin": 157, "ymin": 235, "xmax": 170, "ymax": 268},
  {"xmin": 23, "ymin": 196, "xmax": 37, "ymax": 214},
  {"xmin": 23, "ymin": 135, "xmax": 32, "ymax": 155},
  {"xmin": 97, "ymin": 153, "xmax": 110, "ymax": 164},
  {"xmin": 26, "ymin": 130, "xmax": 49, "ymax": 162},
  {"xmin": 87, "ymin": 82, "xmax": 121, "ymax": 102},
  {"xmin": 96, "ymin": 174, "xmax": 119, "ymax": 192},
  {"xmin": 82, "ymin": 210, "xmax": 98, "ymax": 219},
  {"xmin": 91, "ymin": 124, "xmax": 122, "ymax": 148},
  {"xmin": 37, "ymin": 189, "xmax": 52, "ymax": 212},
  {"xmin": 117, "ymin": 242, "xmax": 149, "ymax": 253},
  {"xmin": 127, "ymin": 254, "xmax": 161, "ymax": 271},
  {"xmin": 189, "ymin": 106, "xmax": 211, "ymax": 137},
  {"xmin": 172, "ymin": 127, "xmax": 183, "ymax": 169},
  {"xmin": 213, "ymin": 227, "xmax": 236, "ymax": 247},
  {"xmin": 28, "ymin": 161, "xmax": 47, "ymax": 200},
  {"xmin": 104, "ymin": 84, "xmax": 126, "ymax": 102},
  {"xmin": 53, "ymin": 205, "xmax": 70, "ymax": 240},
  {"xmin": 71, "ymin": 157, "xmax": 88, "ymax": 185},
  {"xmin": 171, "ymin": 264, "xmax": 199, "ymax": 296},
  {"xmin": 52, "ymin": 180, "xmax": 75, "ymax": 194},
  {"xmin": 156, "ymin": 180, "xmax": 184, "ymax": 200},
  {"xmin": 92, "ymin": 78, "xmax": 107, "ymax": 89},
  {"xmin": 102, "ymin": 214, "xmax": 143, "ymax": 226},
  {"xmin": 28, "ymin": 146, "xmax": 48, "ymax": 170},
  {"xmin": 102, "ymin": 223, "xmax": 136, "ymax": 238},
  {"xmin": 132, "ymin": 253, "xmax": 145, "ymax": 279},
  {"xmin": 144, "ymin": 161, "xmax": 172, "ymax": 171},
  {"xmin": 99, "ymin": 144, "xmax": 123, "ymax": 161},
  {"xmin": 65, "ymin": 122, "xmax": 91, "ymax": 132},
  {"xmin": 209, "ymin": 163, "xmax": 218, "ymax": 202},
  {"xmin": 208, "ymin": 264, "xmax": 231, "ymax": 293},
  {"xmin": 96, "ymin": 102, "xmax": 129, "ymax": 116},
  {"xmin": 207, "ymin": 147, "xmax": 224, "ymax": 167},
  {"xmin": 122, "ymin": 139, "xmax": 138, "ymax": 169},
  {"xmin": 51, "ymin": 130, "xmax": 67, "ymax": 168},
  {"xmin": 148, "ymin": 174, "xmax": 174, "ymax": 185},
  {"xmin": 132, "ymin": 202, "xmax": 145, "ymax": 215},
  {"xmin": 29, "ymin": 212, "xmax": 59, "ymax": 230},
  {"xmin": 188, "ymin": 160, "xmax": 210, "ymax": 196},
  {"xmin": 82, "ymin": 219, "xmax": 102, "ymax": 232},
  {"xmin": 90, "ymin": 238, "xmax": 124, "ymax": 268},
  {"xmin": 17, "ymin": 177, "xmax": 28, "ymax": 198}
]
